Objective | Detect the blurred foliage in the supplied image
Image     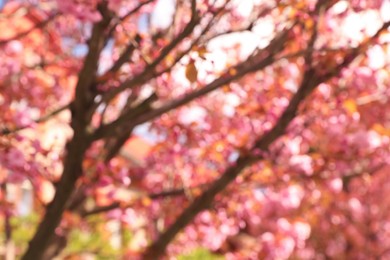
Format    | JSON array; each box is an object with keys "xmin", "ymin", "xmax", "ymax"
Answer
[
  {"xmin": 177, "ymin": 248, "xmax": 225, "ymax": 260},
  {"xmin": 2, "ymin": 214, "xmax": 223, "ymax": 259},
  {"xmin": 63, "ymin": 215, "xmax": 119, "ymax": 259}
]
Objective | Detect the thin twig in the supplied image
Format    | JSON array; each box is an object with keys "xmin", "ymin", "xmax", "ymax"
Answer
[
  {"xmin": 0, "ymin": 103, "xmax": 71, "ymax": 135},
  {"xmin": 103, "ymin": 0, "xmax": 155, "ymax": 47},
  {"xmin": 92, "ymin": 27, "xmax": 292, "ymax": 140},
  {"xmin": 0, "ymin": 13, "xmax": 58, "ymax": 46},
  {"xmin": 100, "ymin": 0, "xmax": 200, "ymax": 106},
  {"xmin": 80, "ymin": 185, "xmax": 203, "ymax": 217}
]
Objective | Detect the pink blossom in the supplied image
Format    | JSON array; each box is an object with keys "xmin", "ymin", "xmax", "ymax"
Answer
[
  {"xmin": 7, "ymin": 171, "xmax": 26, "ymax": 183},
  {"xmin": 14, "ymin": 110, "xmax": 34, "ymax": 127},
  {"xmin": 328, "ymin": 178, "xmax": 343, "ymax": 193},
  {"xmin": 198, "ymin": 211, "xmax": 212, "ymax": 223},
  {"xmin": 326, "ymin": 237, "xmax": 347, "ymax": 257},
  {"xmin": 348, "ymin": 197, "xmax": 364, "ymax": 220},
  {"xmin": 278, "ymin": 237, "xmax": 295, "ymax": 259},
  {"xmin": 261, "ymin": 232, "xmax": 275, "ymax": 244},
  {"xmin": 285, "ymin": 137, "xmax": 302, "ymax": 155},
  {"xmin": 280, "ymin": 185, "xmax": 304, "ymax": 209},
  {"xmin": 348, "ymin": 130, "xmax": 382, "ymax": 151},
  {"xmin": 350, "ymin": 0, "xmax": 383, "ymax": 11},
  {"xmin": 367, "ymin": 45, "xmax": 386, "ymax": 69},
  {"xmin": 108, "ymin": 0, "xmax": 123, "ymax": 12},
  {"xmin": 318, "ymin": 83, "xmax": 331, "ymax": 99},
  {"xmin": 97, "ymin": 175, "xmax": 113, "ymax": 187},
  {"xmin": 277, "ymin": 218, "xmax": 292, "ymax": 233},
  {"xmin": 292, "ymin": 221, "xmax": 311, "ymax": 241},
  {"xmin": 57, "ymin": 0, "xmax": 102, "ymax": 22},
  {"xmin": 5, "ymin": 41, "xmax": 23, "ymax": 54},
  {"xmin": 289, "ymin": 155, "xmax": 313, "ymax": 175},
  {"xmin": 6, "ymin": 147, "xmax": 26, "ymax": 169}
]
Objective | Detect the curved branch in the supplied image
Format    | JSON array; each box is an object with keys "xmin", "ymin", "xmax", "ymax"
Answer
[
  {"xmin": 92, "ymin": 27, "xmax": 291, "ymax": 140},
  {"xmin": 0, "ymin": 103, "xmax": 71, "ymax": 135},
  {"xmin": 141, "ymin": 20, "xmax": 390, "ymax": 259},
  {"xmin": 80, "ymin": 186, "xmax": 192, "ymax": 217}
]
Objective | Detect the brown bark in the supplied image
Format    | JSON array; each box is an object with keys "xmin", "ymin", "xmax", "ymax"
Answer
[
  {"xmin": 21, "ymin": 135, "xmax": 89, "ymax": 260},
  {"xmin": 142, "ymin": 156, "xmax": 255, "ymax": 259},
  {"xmin": 40, "ymin": 233, "xmax": 68, "ymax": 260},
  {"xmin": 21, "ymin": 5, "xmax": 112, "ymax": 259}
]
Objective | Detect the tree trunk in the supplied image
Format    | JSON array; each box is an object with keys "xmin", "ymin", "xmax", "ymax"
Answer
[{"xmin": 21, "ymin": 133, "xmax": 89, "ymax": 260}]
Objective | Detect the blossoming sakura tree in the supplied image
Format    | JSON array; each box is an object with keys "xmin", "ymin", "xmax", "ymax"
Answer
[{"xmin": 1, "ymin": 0, "xmax": 390, "ymax": 259}]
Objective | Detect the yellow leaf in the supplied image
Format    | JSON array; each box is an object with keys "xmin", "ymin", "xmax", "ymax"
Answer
[
  {"xmin": 141, "ymin": 196, "xmax": 152, "ymax": 206},
  {"xmin": 197, "ymin": 46, "xmax": 208, "ymax": 59},
  {"xmin": 192, "ymin": 187, "xmax": 202, "ymax": 196},
  {"xmin": 214, "ymin": 141, "xmax": 225, "ymax": 152},
  {"xmin": 295, "ymin": 1, "xmax": 306, "ymax": 9},
  {"xmin": 165, "ymin": 54, "xmax": 175, "ymax": 66},
  {"xmin": 305, "ymin": 19, "xmax": 314, "ymax": 30},
  {"xmin": 288, "ymin": 7, "xmax": 298, "ymax": 18},
  {"xmin": 343, "ymin": 99, "xmax": 357, "ymax": 114},
  {"xmin": 185, "ymin": 61, "xmax": 198, "ymax": 83},
  {"xmin": 229, "ymin": 68, "xmax": 237, "ymax": 76},
  {"xmin": 222, "ymin": 85, "xmax": 231, "ymax": 92},
  {"xmin": 372, "ymin": 123, "xmax": 390, "ymax": 136}
]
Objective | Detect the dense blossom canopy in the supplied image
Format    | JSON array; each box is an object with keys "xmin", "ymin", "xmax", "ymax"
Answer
[{"xmin": 1, "ymin": 0, "xmax": 390, "ymax": 259}]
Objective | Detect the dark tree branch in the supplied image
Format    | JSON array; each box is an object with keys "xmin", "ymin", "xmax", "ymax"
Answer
[
  {"xmin": 141, "ymin": 20, "xmax": 390, "ymax": 259},
  {"xmin": 93, "ymin": 13, "xmax": 222, "ymax": 148},
  {"xmin": 80, "ymin": 185, "xmax": 203, "ymax": 217},
  {"xmin": 21, "ymin": 4, "xmax": 113, "ymax": 260},
  {"xmin": 143, "ymin": 155, "xmax": 257, "ymax": 259},
  {"xmin": 92, "ymin": 27, "xmax": 291, "ymax": 140},
  {"xmin": 105, "ymin": 34, "xmax": 141, "ymax": 76},
  {"xmin": 103, "ymin": 92, "xmax": 158, "ymax": 161},
  {"xmin": 81, "ymin": 202, "xmax": 121, "ymax": 217},
  {"xmin": 93, "ymin": 2, "xmax": 225, "ymax": 130},
  {"xmin": 92, "ymin": 8, "xmax": 223, "ymax": 158}
]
